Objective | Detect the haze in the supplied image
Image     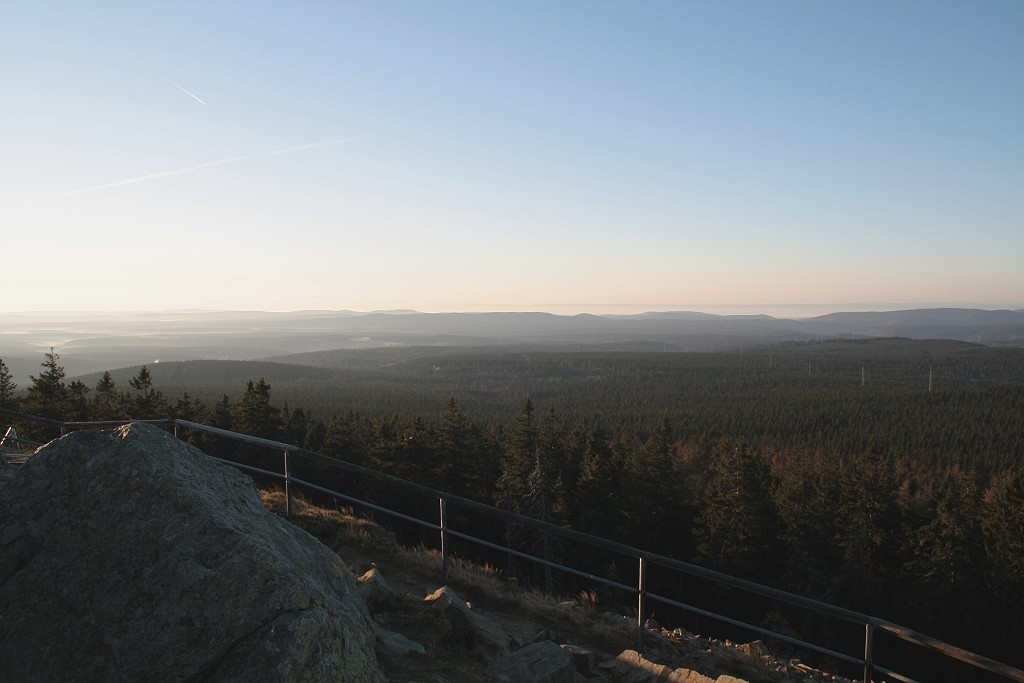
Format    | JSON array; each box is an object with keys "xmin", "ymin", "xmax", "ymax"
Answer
[{"xmin": 3, "ymin": 2, "xmax": 1022, "ymax": 314}]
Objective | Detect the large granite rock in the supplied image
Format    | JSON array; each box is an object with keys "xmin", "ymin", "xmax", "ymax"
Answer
[{"xmin": 0, "ymin": 423, "xmax": 383, "ymax": 682}]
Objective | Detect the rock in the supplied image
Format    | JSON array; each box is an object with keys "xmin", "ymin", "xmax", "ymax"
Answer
[
  {"xmin": 423, "ymin": 585, "xmax": 512, "ymax": 662},
  {"xmin": 601, "ymin": 611, "xmax": 632, "ymax": 626},
  {"xmin": 602, "ymin": 650, "xmax": 725, "ymax": 683},
  {"xmin": 560, "ymin": 643, "xmax": 595, "ymax": 676},
  {"xmin": 0, "ymin": 424, "xmax": 383, "ymax": 682},
  {"xmin": 669, "ymin": 670, "xmax": 716, "ymax": 683},
  {"xmin": 736, "ymin": 640, "xmax": 769, "ymax": 658},
  {"xmin": 641, "ymin": 625, "xmax": 684, "ymax": 663},
  {"xmin": 485, "ymin": 640, "xmax": 575, "ymax": 683},
  {"xmin": 357, "ymin": 567, "xmax": 401, "ymax": 609},
  {"xmin": 377, "ymin": 628, "xmax": 427, "ymax": 657},
  {"xmin": 605, "ymin": 649, "xmax": 675, "ymax": 682}
]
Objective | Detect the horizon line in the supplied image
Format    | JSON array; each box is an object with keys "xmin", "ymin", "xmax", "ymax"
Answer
[{"xmin": 2, "ymin": 302, "xmax": 1022, "ymax": 318}]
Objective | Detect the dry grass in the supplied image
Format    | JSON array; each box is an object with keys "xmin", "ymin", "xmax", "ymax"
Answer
[
  {"xmin": 258, "ymin": 486, "xmax": 850, "ymax": 683},
  {"xmin": 258, "ymin": 486, "xmax": 638, "ymax": 655},
  {"xmin": 259, "ymin": 488, "xmax": 399, "ymax": 554}
]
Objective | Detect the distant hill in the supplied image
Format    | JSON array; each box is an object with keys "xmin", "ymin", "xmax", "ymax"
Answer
[
  {"xmin": 800, "ymin": 308, "xmax": 1024, "ymax": 343},
  {"xmin": 3, "ymin": 307, "xmax": 1023, "ymax": 383}
]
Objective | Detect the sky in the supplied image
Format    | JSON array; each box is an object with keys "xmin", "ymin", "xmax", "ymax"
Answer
[{"xmin": 3, "ymin": 1, "xmax": 1022, "ymax": 315}]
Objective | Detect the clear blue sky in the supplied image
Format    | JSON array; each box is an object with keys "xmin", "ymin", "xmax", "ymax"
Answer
[{"xmin": 4, "ymin": 1, "xmax": 1022, "ymax": 314}]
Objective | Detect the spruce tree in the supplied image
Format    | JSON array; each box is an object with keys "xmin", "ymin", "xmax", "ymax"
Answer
[
  {"xmin": 128, "ymin": 365, "xmax": 168, "ymax": 419},
  {"xmin": 172, "ymin": 392, "xmax": 209, "ymax": 448},
  {"xmin": 67, "ymin": 380, "xmax": 90, "ymax": 421},
  {"xmin": 496, "ymin": 398, "xmax": 537, "ymax": 515},
  {"xmin": 495, "ymin": 399, "xmax": 539, "ymax": 575},
  {"xmin": 573, "ymin": 427, "xmax": 623, "ymax": 539},
  {"xmin": 909, "ymin": 466, "xmax": 985, "ymax": 643},
  {"xmin": 92, "ymin": 371, "xmax": 123, "ymax": 420},
  {"xmin": 439, "ymin": 398, "xmax": 474, "ymax": 496},
  {"xmin": 696, "ymin": 437, "xmax": 780, "ymax": 583},
  {"xmin": 205, "ymin": 394, "xmax": 236, "ymax": 458},
  {"xmin": 231, "ymin": 378, "xmax": 280, "ymax": 440},
  {"xmin": 24, "ymin": 348, "xmax": 69, "ymax": 421},
  {"xmin": 128, "ymin": 365, "xmax": 153, "ymax": 399},
  {"xmin": 772, "ymin": 452, "xmax": 841, "ymax": 596},
  {"xmin": 833, "ymin": 451, "xmax": 904, "ymax": 613},
  {"xmin": 0, "ymin": 358, "xmax": 17, "ymax": 410},
  {"xmin": 322, "ymin": 410, "xmax": 367, "ymax": 465},
  {"xmin": 982, "ymin": 468, "xmax": 1024, "ymax": 656}
]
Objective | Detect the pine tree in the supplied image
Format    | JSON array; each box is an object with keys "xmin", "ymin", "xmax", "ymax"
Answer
[
  {"xmin": 172, "ymin": 392, "xmax": 210, "ymax": 448},
  {"xmin": 535, "ymin": 408, "xmax": 565, "ymax": 524},
  {"xmin": 91, "ymin": 371, "xmax": 123, "ymax": 420},
  {"xmin": 832, "ymin": 451, "xmax": 905, "ymax": 613},
  {"xmin": 303, "ymin": 419, "xmax": 327, "ymax": 453},
  {"xmin": 982, "ymin": 468, "xmax": 1024, "ymax": 656},
  {"xmin": 696, "ymin": 437, "xmax": 780, "ymax": 583},
  {"xmin": 281, "ymin": 404, "xmax": 308, "ymax": 447},
  {"xmin": 24, "ymin": 348, "xmax": 69, "ymax": 421},
  {"xmin": 205, "ymin": 394, "xmax": 236, "ymax": 457},
  {"xmin": 495, "ymin": 399, "xmax": 539, "ymax": 576},
  {"xmin": 128, "ymin": 365, "xmax": 153, "ymax": 399},
  {"xmin": 0, "ymin": 358, "xmax": 17, "ymax": 410},
  {"xmin": 908, "ymin": 466, "xmax": 985, "ymax": 643},
  {"xmin": 66, "ymin": 380, "xmax": 90, "ymax": 421},
  {"xmin": 128, "ymin": 365, "xmax": 168, "ymax": 419},
  {"xmin": 172, "ymin": 392, "xmax": 208, "ymax": 423},
  {"xmin": 210, "ymin": 395, "xmax": 234, "ymax": 430},
  {"xmin": 127, "ymin": 366, "xmax": 168, "ymax": 419},
  {"xmin": 322, "ymin": 410, "xmax": 368, "ymax": 465},
  {"xmin": 231, "ymin": 378, "xmax": 280, "ymax": 440},
  {"xmin": 573, "ymin": 426, "xmax": 624, "ymax": 539},
  {"xmin": 772, "ymin": 451, "xmax": 841, "ymax": 596},
  {"xmin": 496, "ymin": 398, "xmax": 537, "ymax": 515},
  {"xmin": 438, "ymin": 398, "xmax": 474, "ymax": 496},
  {"xmin": 619, "ymin": 418, "xmax": 692, "ymax": 555}
]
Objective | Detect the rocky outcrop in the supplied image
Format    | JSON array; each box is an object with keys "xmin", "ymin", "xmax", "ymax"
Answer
[{"xmin": 0, "ymin": 423, "xmax": 383, "ymax": 682}]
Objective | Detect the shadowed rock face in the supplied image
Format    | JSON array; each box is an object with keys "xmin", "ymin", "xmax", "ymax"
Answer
[{"xmin": 0, "ymin": 423, "xmax": 383, "ymax": 682}]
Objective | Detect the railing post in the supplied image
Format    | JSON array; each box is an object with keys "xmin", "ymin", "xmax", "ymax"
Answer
[
  {"xmin": 284, "ymin": 451, "xmax": 292, "ymax": 519},
  {"xmin": 637, "ymin": 556, "xmax": 647, "ymax": 654},
  {"xmin": 864, "ymin": 621, "xmax": 875, "ymax": 683},
  {"xmin": 439, "ymin": 497, "xmax": 449, "ymax": 582}
]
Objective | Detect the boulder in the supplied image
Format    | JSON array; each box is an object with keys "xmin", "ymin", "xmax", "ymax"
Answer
[
  {"xmin": 0, "ymin": 423, "xmax": 383, "ymax": 682},
  {"xmin": 602, "ymin": 650, "xmax": 719, "ymax": 683},
  {"xmin": 423, "ymin": 585, "xmax": 512, "ymax": 661},
  {"xmin": 560, "ymin": 643, "xmax": 595, "ymax": 676},
  {"xmin": 485, "ymin": 640, "xmax": 575, "ymax": 683},
  {"xmin": 357, "ymin": 567, "xmax": 401, "ymax": 609},
  {"xmin": 376, "ymin": 628, "xmax": 427, "ymax": 657}
]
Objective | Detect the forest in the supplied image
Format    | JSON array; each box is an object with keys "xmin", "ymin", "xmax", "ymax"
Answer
[{"xmin": 2, "ymin": 339, "xmax": 1023, "ymax": 679}]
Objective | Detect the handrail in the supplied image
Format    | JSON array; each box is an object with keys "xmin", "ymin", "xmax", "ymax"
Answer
[
  {"xmin": 171, "ymin": 419, "xmax": 1024, "ymax": 683},
  {"xmin": 0, "ymin": 408, "xmax": 63, "ymax": 428},
  {"xmin": 4, "ymin": 409, "xmax": 1023, "ymax": 683},
  {"xmin": 169, "ymin": 421, "xmax": 865, "ymax": 623}
]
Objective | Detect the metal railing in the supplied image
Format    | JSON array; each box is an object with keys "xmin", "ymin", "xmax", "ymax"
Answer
[{"xmin": 4, "ymin": 408, "xmax": 1023, "ymax": 683}]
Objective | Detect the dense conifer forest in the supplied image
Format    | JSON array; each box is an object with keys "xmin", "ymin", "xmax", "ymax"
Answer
[{"xmin": 3, "ymin": 339, "xmax": 1023, "ymax": 677}]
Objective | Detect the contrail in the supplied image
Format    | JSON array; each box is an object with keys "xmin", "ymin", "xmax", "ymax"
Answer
[
  {"xmin": 165, "ymin": 77, "xmax": 207, "ymax": 105},
  {"xmin": 60, "ymin": 136, "xmax": 367, "ymax": 196}
]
